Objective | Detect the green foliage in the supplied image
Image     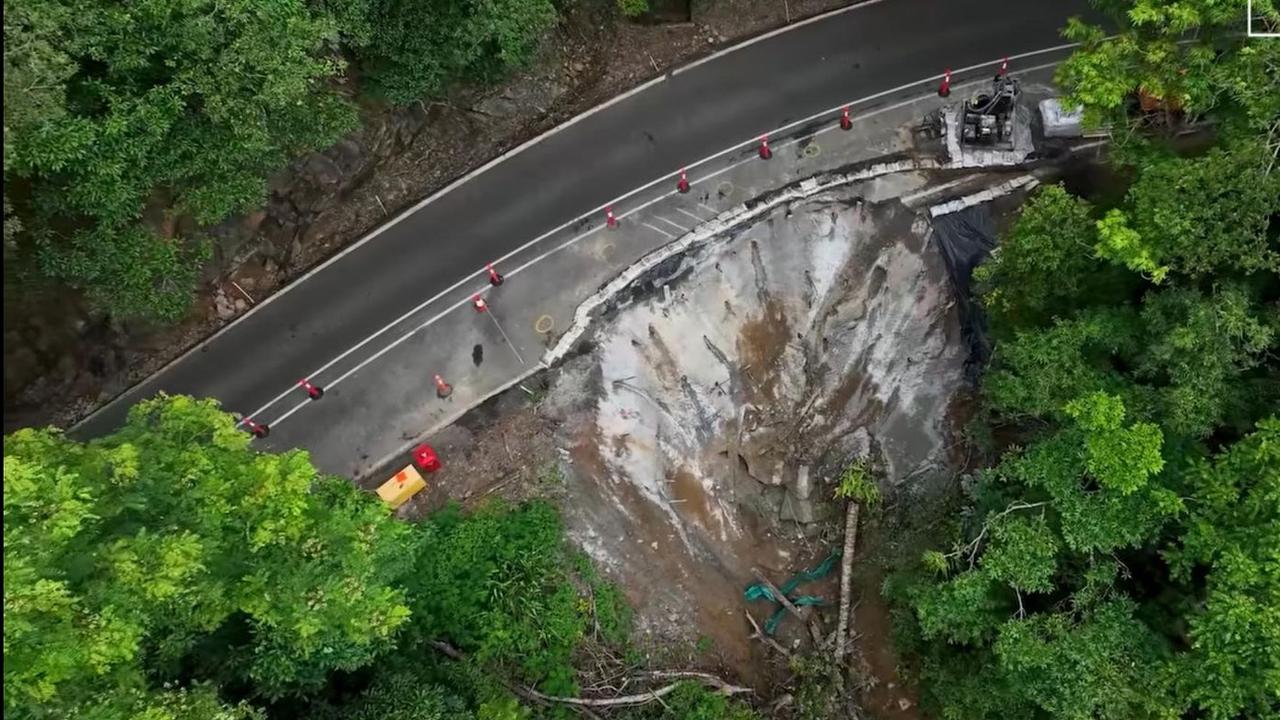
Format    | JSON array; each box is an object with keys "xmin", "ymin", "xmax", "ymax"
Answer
[
  {"xmin": 1065, "ymin": 392, "xmax": 1164, "ymax": 494},
  {"xmin": 899, "ymin": 17, "xmax": 1280, "ymax": 708},
  {"xmin": 1162, "ymin": 418, "xmax": 1280, "ymax": 718},
  {"xmin": 895, "ymin": 398, "xmax": 1193, "ymax": 718},
  {"xmin": 317, "ymin": 670, "xmax": 476, "ymax": 720},
  {"xmin": 36, "ymin": 224, "xmax": 211, "ymax": 322},
  {"xmin": 4, "ymin": 0, "xmax": 357, "ymax": 319},
  {"xmin": 974, "ymin": 185, "xmax": 1115, "ymax": 331},
  {"xmin": 356, "ymin": 0, "xmax": 559, "ymax": 104},
  {"xmin": 3, "ymin": 395, "xmax": 413, "ymax": 717},
  {"xmin": 834, "ymin": 458, "xmax": 881, "ymax": 505},
  {"xmin": 991, "ymin": 599, "xmax": 1171, "ymax": 719},
  {"xmin": 4, "ymin": 0, "xmax": 567, "ymax": 319},
  {"xmin": 980, "ymin": 515, "xmax": 1058, "ymax": 594},
  {"xmin": 1095, "ymin": 145, "xmax": 1280, "ymax": 281},
  {"xmin": 4, "ymin": 395, "xmax": 640, "ymax": 719},
  {"xmin": 1134, "ymin": 285, "xmax": 1278, "ymax": 437},
  {"xmin": 404, "ymin": 500, "xmax": 589, "ymax": 695},
  {"xmin": 983, "ymin": 308, "xmax": 1140, "ymax": 421},
  {"xmin": 1056, "ymin": 0, "xmax": 1280, "ymax": 145},
  {"xmin": 617, "ymin": 0, "xmax": 651, "ymax": 18}
]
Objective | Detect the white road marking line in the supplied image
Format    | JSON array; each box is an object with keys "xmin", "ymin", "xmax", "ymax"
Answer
[
  {"xmin": 697, "ymin": 202, "xmax": 720, "ymax": 215},
  {"xmin": 676, "ymin": 208, "xmax": 705, "ymax": 223},
  {"xmin": 655, "ymin": 216, "xmax": 689, "ymax": 232},
  {"xmin": 72, "ymin": 0, "xmax": 900, "ymax": 434},
  {"xmin": 641, "ymin": 221, "xmax": 676, "ymax": 238},
  {"xmin": 248, "ymin": 57, "xmax": 1069, "ymax": 432}
]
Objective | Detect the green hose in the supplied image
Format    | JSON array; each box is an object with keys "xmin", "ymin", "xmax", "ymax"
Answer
[{"xmin": 743, "ymin": 551, "xmax": 839, "ymax": 635}]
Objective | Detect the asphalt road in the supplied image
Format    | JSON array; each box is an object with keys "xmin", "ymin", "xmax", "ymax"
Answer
[{"xmin": 77, "ymin": 0, "xmax": 1094, "ymax": 439}]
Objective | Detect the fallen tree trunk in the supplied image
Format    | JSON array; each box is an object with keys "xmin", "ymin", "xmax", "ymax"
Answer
[
  {"xmin": 834, "ymin": 500, "xmax": 861, "ymax": 659},
  {"xmin": 431, "ymin": 640, "xmax": 751, "ymax": 711},
  {"xmin": 526, "ymin": 672, "xmax": 752, "ymax": 707}
]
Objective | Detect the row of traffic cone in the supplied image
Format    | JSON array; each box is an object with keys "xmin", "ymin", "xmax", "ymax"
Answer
[
  {"xmin": 613, "ymin": 60, "xmax": 1009, "ymax": 221},
  {"xmin": 245, "ymin": 61, "xmax": 1010, "ymax": 438},
  {"xmin": 243, "ymin": 260, "xmax": 510, "ymax": 437}
]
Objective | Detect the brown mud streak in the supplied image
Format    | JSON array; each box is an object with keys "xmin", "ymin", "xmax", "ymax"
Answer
[
  {"xmin": 854, "ymin": 565, "xmax": 923, "ymax": 720},
  {"xmin": 670, "ymin": 466, "xmax": 715, "ymax": 531},
  {"xmin": 736, "ymin": 297, "xmax": 791, "ymax": 404}
]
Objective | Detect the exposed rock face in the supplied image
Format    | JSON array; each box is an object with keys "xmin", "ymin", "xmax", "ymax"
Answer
[{"xmin": 543, "ymin": 182, "xmax": 968, "ymax": 677}]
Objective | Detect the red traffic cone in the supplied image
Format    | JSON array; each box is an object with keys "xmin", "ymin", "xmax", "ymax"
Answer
[
  {"xmin": 486, "ymin": 262, "xmax": 504, "ymax": 287},
  {"xmin": 998, "ymin": 57, "xmax": 1008, "ymax": 77},
  {"xmin": 434, "ymin": 374, "xmax": 453, "ymax": 399},
  {"xmin": 677, "ymin": 168, "xmax": 690, "ymax": 194},
  {"xmin": 299, "ymin": 379, "xmax": 324, "ymax": 400},
  {"xmin": 413, "ymin": 443, "xmax": 443, "ymax": 473},
  {"xmin": 839, "ymin": 106, "xmax": 852, "ymax": 131},
  {"xmin": 938, "ymin": 68, "xmax": 952, "ymax": 98},
  {"xmin": 605, "ymin": 206, "xmax": 619, "ymax": 229},
  {"xmin": 244, "ymin": 418, "xmax": 270, "ymax": 438},
  {"xmin": 758, "ymin": 136, "xmax": 772, "ymax": 160},
  {"xmin": 472, "ymin": 294, "xmax": 488, "ymax": 313}
]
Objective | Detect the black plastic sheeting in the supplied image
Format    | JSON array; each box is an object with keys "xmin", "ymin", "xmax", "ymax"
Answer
[{"xmin": 931, "ymin": 205, "xmax": 997, "ymax": 371}]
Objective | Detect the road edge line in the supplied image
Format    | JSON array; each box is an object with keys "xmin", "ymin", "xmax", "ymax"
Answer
[{"xmin": 69, "ymin": 0, "xmax": 894, "ymax": 432}]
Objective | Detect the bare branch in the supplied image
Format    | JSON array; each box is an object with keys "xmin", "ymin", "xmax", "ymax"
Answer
[{"xmin": 751, "ymin": 567, "xmax": 824, "ymax": 645}]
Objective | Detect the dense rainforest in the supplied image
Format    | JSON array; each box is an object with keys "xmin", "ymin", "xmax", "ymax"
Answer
[{"xmin": 4, "ymin": 1, "xmax": 1277, "ymax": 719}]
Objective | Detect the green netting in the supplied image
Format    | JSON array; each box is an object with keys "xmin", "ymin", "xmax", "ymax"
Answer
[{"xmin": 743, "ymin": 551, "xmax": 839, "ymax": 635}]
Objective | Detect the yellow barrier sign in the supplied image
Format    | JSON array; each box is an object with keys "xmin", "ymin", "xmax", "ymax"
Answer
[{"xmin": 377, "ymin": 465, "xmax": 427, "ymax": 509}]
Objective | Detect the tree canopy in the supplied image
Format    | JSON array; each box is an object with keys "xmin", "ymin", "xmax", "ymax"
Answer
[
  {"xmin": 3, "ymin": 396, "xmax": 413, "ymax": 717},
  {"xmin": 3, "ymin": 0, "xmax": 559, "ymax": 321},
  {"xmin": 3, "ymin": 395, "xmax": 643, "ymax": 719},
  {"xmin": 892, "ymin": 2, "xmax": 1280, "ymax": 718},
  {"xmin": 3, "ymin": 0, "xmax": 358, "ymax": 320}
]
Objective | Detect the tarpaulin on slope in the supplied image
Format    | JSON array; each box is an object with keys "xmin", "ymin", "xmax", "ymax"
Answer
[{"xmin": 931, "ymin": 205, "xmax": 996, "ymax": 370}]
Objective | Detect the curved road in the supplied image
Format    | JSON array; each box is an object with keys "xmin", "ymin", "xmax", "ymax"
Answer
[{"xmin": 78, "ymin": 0, "xmax": 1093, "ymax": 439}]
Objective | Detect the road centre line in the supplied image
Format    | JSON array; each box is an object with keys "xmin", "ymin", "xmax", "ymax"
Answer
[{"xmin": 263, "ymin": 60, "xmax": 1064, "ymax": 430}]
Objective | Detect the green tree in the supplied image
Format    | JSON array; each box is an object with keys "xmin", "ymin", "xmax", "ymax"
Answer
[
  {"xmin": 4, "ymin": 0, "xmax": 357, "ymax": 320},
  {"xmin": 1057, "ymin": 0, "xmax": 1280, "ymax": 146},
  {"xmin": 973, "ymin": 185, "xmax": 1121, "ymax": 332},
  {"xmin": 356, "ymin": 0, "xmax": 558, "ymax": 104},
  {"xmin": 896, "ymin": 394, "xmax": 1180, "ymax": 719},
  {"xmin": 1094, "ymin": 145, "xmax": 1280, "ymax": 281},
  {"xmin": 895, "ymin": 7, "xmax": 1280, "ymax": 712},
  {"xmin": 3, "ymin": 395, "xmax": 413, "ymax": 718},
  {"xmin": 401, "ymin": 501, "xmax": 593, "ymax": 696},
  {"xmin": 1162, "ymin": 418, "xmax": 1280, "ymax": 718}
]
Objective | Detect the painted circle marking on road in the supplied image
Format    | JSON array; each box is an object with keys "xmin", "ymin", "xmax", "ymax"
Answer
[
  {"xmin": 803, "ymin": 142, "xmax": 822, "ymax": 158},
  {"xmin": 535, "ymin": 315, "xmax": 555, "ymax": 334},
  {"xmin": 717, "ymin": 181, "xmax": 735, "ymax": 197}
]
